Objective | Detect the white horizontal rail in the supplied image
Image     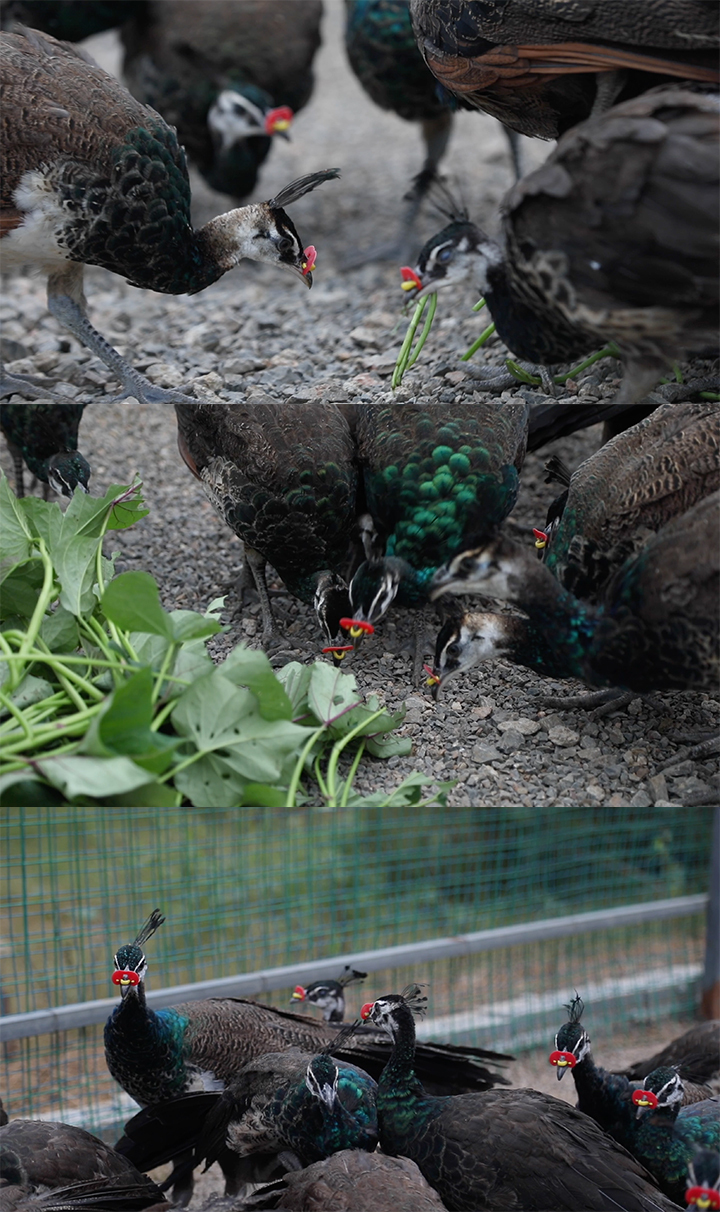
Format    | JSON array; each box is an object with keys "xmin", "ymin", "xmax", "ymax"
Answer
[{"xmin": 0, "ymin": 894, "xmax": 706, "ymax": 1043}]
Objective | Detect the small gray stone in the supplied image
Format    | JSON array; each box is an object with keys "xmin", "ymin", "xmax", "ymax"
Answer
[
  {"xmin": 497, "ymin": 717, "xmax": 541, "ymax": 736},
  {"xmin": 629, "ymin": 787, "xmax": 653, "ymax": 808},
  {"xmin": 663, "ymin": 759, "xmax": 696, "ymax": 778},
  {"xmin": 471, "ymin": 743, "xmax": 502, "ymax": 764},
  {"xmin": 548, "ymin": 725, "xmax": 580, "ymax": 747},
  {"xmin": 647, "ymin": 772, "xmax": 668, "ymax": 804},
  {"xmin": 498, "ymin": 730, "xmax": 525, "ymax": 753}
]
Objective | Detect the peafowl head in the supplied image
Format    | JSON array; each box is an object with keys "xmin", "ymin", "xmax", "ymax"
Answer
[
  {"xmin": 686, "ymin": 1147, "xmax": 720, "ymax": 1211},
  {"xmin": 632, "ymin": 1067, "xmax": 685, "ymax": 1119},
  {"xmin": 430, "ymin": 612, "xmax": 526, "ymax": 699},
  {"xmin": 305, "ymin": 1054, "xmax": 340, "ymax": 1109},
  {"xmin": 360, "ymin": 985, "xmax": 428, "ymax": 1038},
  {"xmin": 345, "ymin": 557, "xmax": 409, "ymax": 643},
  {"xmin": 292, "ymin": 967, "xmax": 367, "ymax": 1021},
  {"xmin": 200, "ymin": 169, "xmax": 339, "ymax": 288},
  {"xmin": 549, "ymin": 993, "xmax": 591, "ymax": 1080},
  {"xmin": 208, "ymin": 89, "xmax": 293, "ymax": 152},
  {"xmin": 46, "ymin": 452, "xmax": 91, "ymax": 498},
  {"xmin": 400, "ymin": 220, "xmax": 502, "ymax": 303},
  {"xmin": 112, "ymin": 908, "xmax": 165, "ymax": 999}
]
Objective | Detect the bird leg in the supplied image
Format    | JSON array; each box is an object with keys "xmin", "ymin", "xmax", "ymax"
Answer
[
  {"xmin": 0, "ymin": 361, "xmax": 74, "ymax": 407},
  {"xmin": 654, "ymin": 373, "xmax": 720, "ymax": 404},
  {"xmin": 656, "ymin": 733, "xmax": 720, "ymax": 770},
  {"xmin": 241, "ymin": 546, "xmax": 290, "ymax": 651},
  {"xmin": 46, "ymin": 267, "xmax": 199, "ymax": 407},
  {"xmin": 540, "ymin": 687, "xmax": 637, "ymax": 719},
  {"xmin": 502, "ymin": 125, "xmax": 523, "ymax": 181},
  {"xmin": 591, "ymin": 70, "xmax": 628, "ymax": 117}
]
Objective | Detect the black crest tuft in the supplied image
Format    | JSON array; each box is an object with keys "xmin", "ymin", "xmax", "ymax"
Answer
[
  {"xmin": 268, "ymin": 168, "xmax": 341, "ymax": 210},
  {"xmin": 133, "ymin": 908, "xmax": 166, "ymax": 948},
  {"xmin": 401, "ymin": 984, "xmax": 428, "ymax": 1018},
  {"xmin": 564, "ymin": 992, "xmax": 585, "ymax": 1024},
  {"xmin": 339, "ymin": 966, "xmax": 367, "ymax": 988}
]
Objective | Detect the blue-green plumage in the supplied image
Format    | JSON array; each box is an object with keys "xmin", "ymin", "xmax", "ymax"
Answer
[
  {"xmin": 627, "ymin": 1068, "xmax": 720, "ymax": 1205},
  {"xmin": 345, "ymin": 0, "xmax": 450, "ymax": 122},
  {"xmin": 349, "ymin": 401, "xmax": 528, "ymax": 624}
]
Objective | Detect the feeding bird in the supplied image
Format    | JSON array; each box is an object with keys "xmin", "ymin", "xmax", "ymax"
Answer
[
  {"xmin": 403, "ymin": 85, "xmax": 719, "ymax": 405},
  {"xmin": 0, "ymin": 401, "xmax": 90, "ymax": 497},
  {"xmin": 174, "ymin": 396, "xmax": 358, "ymax": 653},
  {"xmin": 409, "ymin": 0, "xmax": 719, "ymax": 140},
  {"xmin": 430, "ymin": 490, "xmax": 720, "ymax": 700},
  {"xmin": 0, "ymin": 28, "xmax": 337, "ymax": 406},
  {"xmin": 242, "ymin": 1148, "xmax": 449, "ymax": 1210},
  {"xmin": 121, "ymin": 0, "xmax": 322, "ymax": 201}
]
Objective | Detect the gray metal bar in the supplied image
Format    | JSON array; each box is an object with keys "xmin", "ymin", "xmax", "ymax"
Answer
[{"xmin": 0, "ymin": 893, "xmax": 707, "ymax": 1042}]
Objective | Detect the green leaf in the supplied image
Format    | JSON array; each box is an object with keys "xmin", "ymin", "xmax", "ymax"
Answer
[
  {"xmin": 103, "ymin": 571, "xmax": 175, "ymax": 638},
  {"xmin": 171, "ymin": 671, "xmax": 258, "ymax": 749},
  {"xmin": 104, "ymin": 783, "xmax": 182, "ymax": 807},
  {"xmin": 277, "ymin": 661, "xmax": 313, "ymax": 717},
  {"xmin": 174, "ymin": 752, "xmax": 246, "ymax": 808},
  {"xmin": 242, "ymin": 782, "xmax": 292, "ymax": 807},
  {"xmin": 307, "ymin": 663, "xmax": 360, "ymax": 726},
  {"xmin": 0, "ymin": 772, "xmax": 67, "ymax": 807},
  {"xmin": 56, "ymin": 532, "xmax": 105, "ymax": 617},
  {"xmin": 33, "ymin": 754, "xmax": 158, "ymax": 800},
  {"xmin": 171, "ymin": 669, "xmax": 310, "ymax": 781},
  {"xmin": 168, "ymin": 608, "xmax": 224, "ymax": 643},
  {"xmin": 365, "ymin": 734, "xmax": 413, "ymax": 758},
  {"xmin": 0, "ymin": 472, "xmax": 33, "ymax": 577},
  {"xmin": 0, "ymin": 561, "xmax": 46, "ymax": 619},
  {"xmin": 1, "ymin": 673, "xmax": 55, "ymax": 717},
  {"xmin": 172, "ymin": 637, "xmax": 214, "ymax": 687},
  {"xmin": 80, "ymin": 667, "xmax": 179, "ymax": 773},
  {"xmin": 40, "ymin": 605, "xmax": 79, "ymax": 652},
  {"xmin": 103, "ymin": 482, "xmax": 150, "ymax": 531},
  {"xmin": 221, "ymin": 646, "xmax": 294, "ymax": 720}
]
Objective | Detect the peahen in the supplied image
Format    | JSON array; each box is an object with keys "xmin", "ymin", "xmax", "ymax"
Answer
[
  {"xmin": 0, "ymin": 402, "xmax": 90, "ymax": 497},
  {"xmin": 107, "ymin": 912, "xmax": 513, "ymax": 1200},
  {"xmin": 403, "ymin": 85, "xmax": 719, "ymax": 404},
  {"xmin": 174, "ymin": 395, "xmax": 359, "ymax": 653},
  {"xmin": 242, "ymin": 1149, "xmax": 449, "ymax": 1210},
  {"xmin": 409, "ymin": 0, "xmax": 719, "ymax": 140},
  {"xmin": 292, "ymin": 967, "xmax": 368, "ymax": 1023},
  {"xmin": 430, "ymin": 491, "xmax": 720, "ymax": 699},
  {"xmin": 0, "ymin": 1116, "xmax": 168, "ymax": 1211},
  {"xmin": 361, "ymin": 986, "xmax": 681, "ymax": 1211},
  {"xmin": 121, "ymin": 0, "xmax": 322, "ymax": 201},
  {"xmin": 1, "ymin": 28, "xmax": 337, "ymax": 407}
]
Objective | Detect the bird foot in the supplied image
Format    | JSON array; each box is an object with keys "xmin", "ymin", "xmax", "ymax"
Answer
[
  {"xmin": 653, "ymin": 374, "xmax": 720, "ymax": 404},
  {"xmin": 108, "ymin": 375, "xmax": 200, "ymax": 407},
  {"xmin": 436, "ymin": 363, "xmax": 519, "ymax": 391},
  {"xmin": 0, "ymin": 368, "xmax": 73, "ymax": 405},
  {"xmin": 655, "ymin": 733, "xmax": 720, "ymax": 771},
  {"xmin": 540, "ymin": 688, "xmax": 636, "ymax": 719}
]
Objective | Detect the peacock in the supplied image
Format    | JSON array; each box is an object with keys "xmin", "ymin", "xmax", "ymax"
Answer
[
  {"xmin": 121, "ymin": 0, "xmax": 322, "ymax": 201},
  {"xmin": 430, "ymin": 491, "xmax": 720, "ymax": 699},
  {"xmin": 345, "ymin": 399, "xmax": 528, "ymax": 666},
  {"xmin": 628, "ymin": 1068, "xmax": 720, "ymax": 1205},
  {"xmin": 106, "ymin": 911, "xmax": 512, "ymax": 1201}
]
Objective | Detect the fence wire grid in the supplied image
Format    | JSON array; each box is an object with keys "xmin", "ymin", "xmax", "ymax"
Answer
[{"xmin": 1, "ymin": 806, "xmax": 713, "ymax": 1136}]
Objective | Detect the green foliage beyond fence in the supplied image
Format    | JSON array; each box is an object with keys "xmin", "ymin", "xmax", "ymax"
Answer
[{"xmin": 1, "ymin": 806, "xmax": 713, "ymax": 1137}]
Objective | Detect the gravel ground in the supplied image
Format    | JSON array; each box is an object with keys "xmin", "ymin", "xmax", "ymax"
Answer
[{"xmin": 2, "ymin": 3, "xmax": 718, "ymax": 808}]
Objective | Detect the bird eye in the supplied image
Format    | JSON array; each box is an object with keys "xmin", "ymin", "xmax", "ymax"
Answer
[
  {"xmin": 437, "ymin": 247, "xmax": 453, "ymax": 264},
  {"xmin": 277, "ymin": 236, "xmax": 293, "ymax": 253},
  {"xmin": 447, "ymin": 642, "xmax": 461, "ymax": 659}
]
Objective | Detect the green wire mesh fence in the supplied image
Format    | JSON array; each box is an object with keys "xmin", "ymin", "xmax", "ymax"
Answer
[{"xmin": 1, "ymin": 806, "xmax": 712, "ymax": 1137}]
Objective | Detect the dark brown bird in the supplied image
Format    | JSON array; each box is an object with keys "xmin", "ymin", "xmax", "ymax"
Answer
[
  {"xmin": 620, "ymin": 1021, "xmax": 720, "ymax": 1094},
  {"xmin": 409, "ymin": 85, "xmax": 719, "ymax": 407},
  {"xmin": 409, "ymin": 0, "xmax": 719, "ymax": 140},
  {"xmin": 0, "ymin": 1117, "xmax": 168, "ymax": 1211},
  {"xmin": 121, "ymin": 1, "xmax": 323, "ymax": 201},
  {"xmin": 245, "ymin": 1149, "xmax": 450, "ymax": 1210},
  {"xmin": 0, "ymin": 28, "xmax": 337, "ymax": 406}
]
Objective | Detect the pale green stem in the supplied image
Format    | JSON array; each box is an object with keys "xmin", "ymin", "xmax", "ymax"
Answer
[
  {"xmin": 285, "ymin": 725, "xmax": 326, "ymax": 807},
  {"xmin": 339, "ymin": 738, "xmax": 366, "ymax": 808},
  {"xmin": 324, "ymin": 708, "xmax": 386, "ymax": 808}
]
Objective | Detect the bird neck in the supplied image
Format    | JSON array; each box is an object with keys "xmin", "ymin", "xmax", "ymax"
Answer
[
  {"xmin": 484, "ymin": 260, "xmax": 589, "ymax": 365},
  {"xmin": 381, "ymin": 1005, "xmax": 425, "ymax": 1099},
  {"xmin": 499, "ymin": 556, "xmax": 601, "ymax": 682},
  {"xmin": 571, "ymin": 1050, "xmax": 635, "ymax": 1131},
  {"xmin": 192, "ymin": 203, "xmax": 269, "ymax": 289}
]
